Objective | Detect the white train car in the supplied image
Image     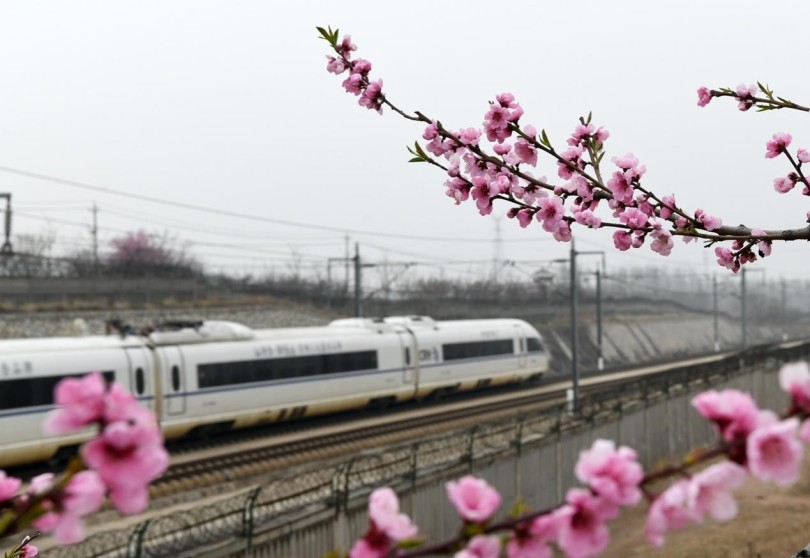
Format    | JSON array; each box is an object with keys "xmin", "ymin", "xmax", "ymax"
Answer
[
  {"xmin": 0, "ymin": 334, "xmax": 153, "ymax": 467},
  {"xmin": 0, "ymin": 316, "xmax": 550, "ymax": 468}
]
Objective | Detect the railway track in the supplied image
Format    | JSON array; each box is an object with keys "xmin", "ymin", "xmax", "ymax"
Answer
[{"xmin": 147, "ymin": 347, "xmax": 748, "ymax": 503}]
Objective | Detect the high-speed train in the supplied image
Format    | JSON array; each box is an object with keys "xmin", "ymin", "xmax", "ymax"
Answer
[{"xmin": 0, "ymin": 315, "xmax": 550, "ymax": 468}]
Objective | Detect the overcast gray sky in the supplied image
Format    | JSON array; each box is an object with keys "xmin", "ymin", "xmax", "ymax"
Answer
[{"xmin": 0, "ymin": 1, "xmax": 808, "ymax": 289}]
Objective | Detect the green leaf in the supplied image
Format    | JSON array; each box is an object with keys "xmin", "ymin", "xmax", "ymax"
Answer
[
  {"xmin": 408, "ymin": 157, "xmax": 425, "ymax": 163},
  {"xmin": 413, "ymin": 141, "xmax": 429, "ymax": 160},
  {"xmin": 316, "ymin": 26, "xmax": 336, "ymax": 46},
  {"xmin": 540, "ymin": 129, "xmax": 551, "ymax": 147}
]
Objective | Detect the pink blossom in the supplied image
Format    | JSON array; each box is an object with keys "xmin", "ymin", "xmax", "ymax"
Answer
[
  {"xmin": 423, "ymin": 121, "xmax": 439, "ymax": 141},
  {"xmin": 493, "ymin": 142, "xmax": 512, "ymax": 156},
  {"xmin": 0, "ymin": 470, "xmax": 21, "ymax": 502},
  {"xmin": 659, "ymin": 195, "xmax": 677, "ymax": 219},
  {"xmin": 349, "ymin": 539, "xmax": 386, "ymax": 558},
  {"xmin": 514, "ymin": 139, "xmax": 537, "ymax": 166},
  {"xmin": 574, "ymin": 209, "xmax": 601, "ymax": 229},
  {"xmin": 765, "ymin": 132, "xmax": 792, "ymax": 159},
  {"xmin": 694, "ymin": 208, "xmax": 722, "ymax": 231},
  {"xmin": 618, "ymin": 207, "xmax": 648, "ymax": 230},
  {"xmin": 714, "ymin": 247, "xmax": 736, "ymax": 271},
  {"xmin": 779, "ymin": 362, "xmax": 810, "ymax": 412},
  {"xmin": 33, "ymin": 471, "xmax": 105, "ymax": 544},
  {"xmin": 750, "ymin": 228, "xmax": 772, "ymax": 257},
  {"xmin": 688, "ymin": 462, "xmax": 746, "ymax": 522},
  {"xmin": 326, "ymin": 56, "xmax": 347, "ymax": 75},
  {"xmin": 613, "ymin": 230, "xmax": 632, "ymax": 251},
  {"xmin": 553, "ymin": 221, "xmax": 572, "ymax": 242},
  {"xmin": 697, "ymin": 86, "xmax": 712, "ymax": 107},
  {"xmin": 557, "ymin": 146, "xmax": 584, "ymax": 180},
  {"xmin": 457, "ymin": 127, "xmax": 482, "ymax": 146},
  {"xmin": 508, "ymin": 104, "xmax": 524, "ymax": 122},
  {"xmin": 43, "ymin": 372, "xmax": 107, "ymax": 435},
  {"xmin": 516, "ymin": 208, "xmax": 534, "ymax": 228},
  {"xmin": 82, "ymin": 417, "xmax": 169, "ymax": 515},
  {"xmin": 568, "ymin": 123, "xmax": 595, "ymax": 146},
  {"xmin": 773, "ymin": 175, "xmax": 797, "ymax": 193},
  {"xmin": 575, "ymin": 439, "xmax": 643, "ymax": 507},
  {"xmin": 606, "ymin": 171, "xmax": 634, "ymax": 205},
  {"xmin": 736, "ymin": 83, "xmax": 757, "ymax": 111},
  {"xmin": 445, "ymin": 178, "xmax": 471, "ymax": 205},
  {"xmin": 342, "ymin": 73, "xmax": 364, "ymax": 95},
  {"xmin": 358, "ymin": 79, "xmax": 384, "ymax": 113},
  {"xmin": 455, "ymin": 535, "xmax": 501, "ymax": 558},
  {"xmin": 645, "ymin": 480, "xmax": 699, "ymax": 547},
  {"xmin": 692, "ymin": 389, "xmax": 759, "ymax": 443},
  {"xmin": 496, "ymin": 92, "xmax": 517, "ymax": 108},
  {"xmin": 20, "ymin": 544, "xmax": 38, "ymax": 558},
  {"xmin": 337, "ymin": 35, "xmax": 357, "ymax": 58},
  {"xmin": 747, "ymin": 417, "xmax": 803, "ymax": 486},
  {"xmin": 426, "ymin": 137, "xmax": 452, "ymax": 157},
  {"xmin": 798, "ymin": 148, "xmax": 810, "ymax": 163},
  {"xmin": 352, "ymin": 59, "xmax": 372, "ymax": 75},
  {"xmin": 555, "ymin": 488, "xmax": 611, "ymax": 558},
  {"xmin": 650, "ymin": 227, "xmax": 674, "ymax": 256},
  {"xmin": 484, "ymin": 104, "xmax": 511, "ymax": 143},
  {"xmin": 536, "ymin": 197, "xmax": 565, "ymax": 233},
  {"xmin": 368, "ymin": 487, "xmax": 418, "ymax": 541},
  {"xmin": 611, "ymin": 153, "xmax": 646, "ymax": 177},
  {"xmin": 594, "ymin": 126, "xmax": 609, "ymax": 144},
  {"xmin": 446, "ymin": 475, "xmax": 501, "ymax": 524},
  {"xmin": 507, "ymin": 515, "xmax": 556, "ymax": 558}
]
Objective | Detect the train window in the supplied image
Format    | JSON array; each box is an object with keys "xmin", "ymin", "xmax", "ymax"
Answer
[
  {"xmin": 135, "ymin": 368, "xmax": 145, "ymax": 395},
  {"xmin": 527, "ymin": 337, "xmax": 544, "ymax": 353},
  {"xmin": 404, "ymin": 347, "xmax": 410, "ymax": 365},
  {"xmin": 171, "ymin": 366, "xmax": 180, "ymax": 391},
  {"xmin": 442, "ymin": 339, "xmax": 514, "ymax": 361},
  {"xmin": 197, "ymin": 350, "xmax": 379, "ymax": 389},
  {"xmin": 0, "ymin": 370, "xmax": 115, "ymax": 411}
]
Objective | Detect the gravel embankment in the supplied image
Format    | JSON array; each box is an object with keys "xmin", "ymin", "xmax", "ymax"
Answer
[{"xmin": 0, "ymin": 305, "xmax": 336, "ymax": 340}]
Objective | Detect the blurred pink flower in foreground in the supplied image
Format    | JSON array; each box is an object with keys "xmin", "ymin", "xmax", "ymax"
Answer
[{"xmin": 446, "ymin": 475, "xmax": 502, "ymax": 524}]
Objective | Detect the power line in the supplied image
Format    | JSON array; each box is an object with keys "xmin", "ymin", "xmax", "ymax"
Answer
[{"xmin": 0, "ymin": 165, "xmax": 554, "ymax": 244}]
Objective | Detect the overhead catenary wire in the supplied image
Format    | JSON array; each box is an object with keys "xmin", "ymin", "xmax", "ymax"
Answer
[{"xmin": 0, "ymin": 164, "xmax": 555, "ymax": 244}]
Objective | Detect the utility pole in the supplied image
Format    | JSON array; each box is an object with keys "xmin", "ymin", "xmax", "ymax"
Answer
[
  {"xmin": 91, "ymin": 202, "xmax": 99, "ymax": 277},
  {"xmin": 0, "ymin": 194, "xmax": 12, "ymax": 256},
  {"xmin": 565, "ymin": 244, "xmax": 606, "ymax": 411},
  {"xmin": 595, "ymin": 269, "xmax": 603, "ymax": 371},
  {"xmin": 740, "ymin": 267, "xmax": 764, "ymax": 349},
  {"xmin": 492, "ymin": 218, "xmax": 503, "ymax": 283},
  {"xmin": 344, "ymin": 234, "xmax": 350, "ymax": 295},
  {"xmin": 354, "ymin": 243, "xmax": 362, "ymax": 318},
  {"xmin": 569, "ymin": 238, "xmax": 578, "ymax": 412}
]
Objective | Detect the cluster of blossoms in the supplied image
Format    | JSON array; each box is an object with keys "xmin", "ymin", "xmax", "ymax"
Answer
[
  {"xmin": 324, "ymin": 31, "xmax": 384, "ymax": 113},
  {"xmin": 347, "ymin": 361, "xmax": 810, "ymax": 557},
  {"xmin": 0, "ymin": 373, "xmax": 169, "ymax": 545},
  {"xmin": 321, "ymin": 28, "xmax": 810, "ymax": 274}
]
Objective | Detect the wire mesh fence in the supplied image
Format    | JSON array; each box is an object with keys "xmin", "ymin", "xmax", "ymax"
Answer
[{"xmin": 41, "ymin": 341, "xmax": 807, "ymax": 558}]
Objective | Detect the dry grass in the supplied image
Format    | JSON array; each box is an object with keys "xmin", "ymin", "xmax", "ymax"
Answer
[{"xmin": 603, "ymin": 458, "xmax": 810, "ymax": 558}]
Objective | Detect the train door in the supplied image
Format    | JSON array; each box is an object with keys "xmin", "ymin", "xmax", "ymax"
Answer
[
  {"xmin": 514, "ymin": 324, "xmax": 527, "ymax": 368},
  {"xmin": 396, "ymin": 330, "xmax": 418, "ymax": 384},
  {"xmin": 159, "ymin": 346, "xmax": 186, "ymax": 415},
  {"xmin": 124, "ymin": 347, "xmax": 155, "ymax": 412}
]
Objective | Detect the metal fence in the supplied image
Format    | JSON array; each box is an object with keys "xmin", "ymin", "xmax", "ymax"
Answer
[{"xmin": 42, "ymin": 342, "xmax": 808, "ymax": 558}]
